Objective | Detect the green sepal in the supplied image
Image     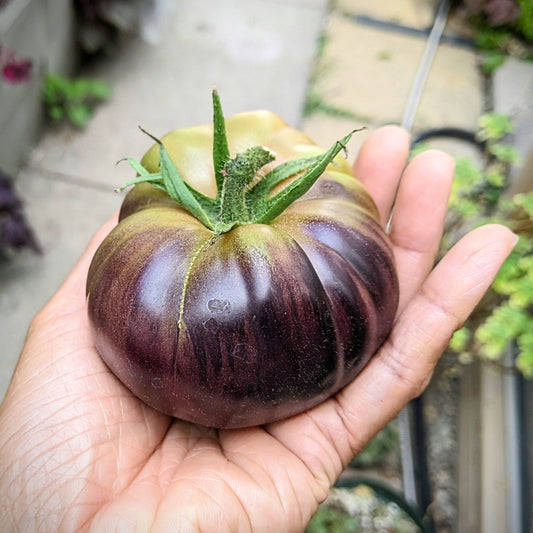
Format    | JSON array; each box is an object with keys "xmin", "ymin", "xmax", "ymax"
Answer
[
  {"xmin": 118, "ymin": 157, "xmax": 220, "ymax": 222},
  {"xmin": 115, "ymin": 157, "xmax": 160, "ymax": 191},
  {"xmin": 253, "ymin": 130, "xmax": 356, "ymax": 225},
  {"xmin": 115, "ymin": 157, "xmax": 162, "ymax": 192},
  {"xmin": 139, "ymin": 129, "xmax": 214, "ymax": 229},
  {"xmin": 114, "ymin": 171, "xmax": 162, "ymax": 192},
  {"xmin": 212, "ymin": 87, "xmax": 231, "ymax": 195},
  {"xmin": 245, "ymin": 154, "xmax": 324, "ymax": 206}
]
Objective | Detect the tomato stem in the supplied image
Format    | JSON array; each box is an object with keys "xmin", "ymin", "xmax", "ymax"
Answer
[{"xmin": 216, "ymin": 146, "xmax": 275, "ymax": 234}]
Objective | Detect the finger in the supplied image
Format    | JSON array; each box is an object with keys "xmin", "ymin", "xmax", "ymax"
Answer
[
  {"xmin": 389, "ymin": 149, "xmax": 455, "ymax": 311},
  {"xmin": 352, "ymin": 125, "xmax": 410, "ymax": 224},
  {"xmin": 268, "ymin": 224, "xmax": 517, "ymax": 485},
  {"xmin": 335, "ymin": 223, "xmax": 517, "ymax": 450}
]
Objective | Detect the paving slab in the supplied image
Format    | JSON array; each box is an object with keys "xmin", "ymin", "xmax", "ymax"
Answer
[
  {"xmin": 311, "ymin": 13, "xmax": 422, "ymax": 126},
  {"xmin": 0, "ymin": 0, "xmax": 328, "ymax": 400},
  {"xmin": 334, "ymin": 0, "xmax": 439, "ymax": 28},
  {"xmin": 336, "ymin": 0, "xmax": 476, "ymax": 44},
  {"xmin": 302, "ymin": 113, "xmax": 371, "ymax": 168},
  {"xmin": 306, "ymin": 12, "xmax": 483, "ymax": 140},
  {"xmin": 415, "ymin": 41, "xmax": 483, "ymax": 132}
]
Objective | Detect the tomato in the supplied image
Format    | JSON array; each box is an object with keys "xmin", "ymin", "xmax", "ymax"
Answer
[{"xmin": 86, "ymin": 90, "xmax": 398, "ymax": 428}]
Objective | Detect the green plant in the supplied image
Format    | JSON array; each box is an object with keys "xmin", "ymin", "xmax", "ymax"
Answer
[
  {"xmin": 306, "ymin": 478, "xmax": 433, "ymax": 533},
  {"xmin": 43, "ymin": 73, "xmax": 111, "ymax": 128},
  {"xmin": 429, "ymin": 113, "xmax": 533, "ymax": 377},
  {"xmin": 303, "ymin": 90, "xmax": 366, "ymax": 121},
  {"xmin": 302, "ymin": 26, "xmax": 369, "ymax": 122},
  {"xmin": 517, "ymin": 0, "xmax": 533, "ymax": 40},
  {"xmin": 466, "ymin": 0, "xmax": 533, "ymax": 72},
  {"xmin": 350, "ymin": 422, "xmax": 399, "ymax": 468},
  {"xmin": 306, "ymin": 507, "xmax": 356, "ymax": 533}
]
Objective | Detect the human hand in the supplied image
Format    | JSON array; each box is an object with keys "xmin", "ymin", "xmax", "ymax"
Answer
[{"xmin": 0, "ymin": 126, "xmax": 516, "ymax": 532}]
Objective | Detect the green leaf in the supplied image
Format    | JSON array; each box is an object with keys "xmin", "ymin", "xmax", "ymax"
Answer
[
  {"xmin": 486, "ymin": 168, "xmax": 507, "ymax": 187},
  {"xmin": 488, "ymin": 143, "xmax": 521, "ymax": 164},
  {"xmin": 86, "ymin": 79, "xmax": 112, "ymax": 100},
  {"xmin": 119, "ymin": 157, "xmax": 219, "ymax": 217},
  {"xmin": 450, "ymin": 197, "xmax": 480, "ymax": 218},
  {"xmin": 159, "ymin": 145, "xmax": 214, "ymax": 228},
  {"xmin": 121, "ymin": 157, "xmax": 153, "ymax": 177},
  {"xmin": 451, "ymin": 158, "xmax": 484, "ymax": 197},
  {"xmin": 477, "ymin": 113, "xmax": 514, "ymax": 142},
  {"xmin": 509, "ymin": 277, "xmax": 533, "ymax": 307},
  {"xmin": 67, "ymin": 104, "xmax": 92, "ymax": 128},
  {"xmin": 517, "ymin": 331, "xmax": 533, "ymax": 378},
  {"xmin": 115, "ymin": 169, "xmax": 162, "ymax": 193},
  {"xmin": 481, "ymin": 52, "xmax": 506, "ymax": 73},
  {"xmin": 492, "ymin": 254, "xmax": 522, "ymax": 294},
  {"xmin": 48, "ymin": 105, "xmax": 64, "ymax": 120},
  {"xmin": 514, "ymin": 191, "xmax": 533, "ymax": 217},
  {"xmin": 476, "ymin": 304, "xmax": 530, "ymax": 362},
  {"xmin": 474, "ymin": 26, "xmax": 511, "ymax": 51},
  {"xmin": 449, "ymin": 327, "xmax": 471, "ymax": 352},
  {"xmin": 42, "ymin": 73, "xmax": 110, "ymax": 128},
  {"xmin": 517, "ymin": 0, "xmax": 533, "ymax": 40},
  {"xmin": 117, "ymin": 157, "xmax": 218, "ymax": 215}
]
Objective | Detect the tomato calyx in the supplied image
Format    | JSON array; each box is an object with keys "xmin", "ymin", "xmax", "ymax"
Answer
[{"xmin": 118, "ymin": 89, "xmax": 359, "ymax": 236}]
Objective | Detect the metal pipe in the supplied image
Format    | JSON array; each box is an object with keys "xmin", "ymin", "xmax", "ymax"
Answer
[
  {"xmin": 401, "ymin": 0, "xmax": 451, "ymax": 132},
  {"xmin": 503, "ymin": 347, "xmax": 525, "ymax": 533},
  {"xmin": 396, "ymin": 0, "xmax": 451, "ymax": 507}
]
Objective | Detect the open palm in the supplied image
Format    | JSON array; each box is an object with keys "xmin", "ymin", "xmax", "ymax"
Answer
[{"xmin": 0, "ymin": 126, "xmax": 515, "ymax": 532}]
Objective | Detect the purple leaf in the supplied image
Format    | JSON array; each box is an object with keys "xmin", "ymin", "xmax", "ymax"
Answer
[
  {"xmin": 0, "ymin": 169, "xmax": 40, "ymax": 254},
  {"xmin": 0, "ymin": 211, "xmax": 41, "ymax": 253}
]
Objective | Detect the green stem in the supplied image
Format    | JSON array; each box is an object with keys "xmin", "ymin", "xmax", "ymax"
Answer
[{"xmin": 216, "ymin": 146, "xmax": 275, "ymax": 234}]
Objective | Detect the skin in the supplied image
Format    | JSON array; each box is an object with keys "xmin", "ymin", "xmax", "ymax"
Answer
[{"xmin": 0, "ymin": 126, "xmax": 516, "ymax": 532}]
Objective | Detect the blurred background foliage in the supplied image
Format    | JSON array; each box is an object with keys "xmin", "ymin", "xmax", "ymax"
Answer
[{"xmin": 413, "ymin": 113, "xmax": 533, "ymax": 377}]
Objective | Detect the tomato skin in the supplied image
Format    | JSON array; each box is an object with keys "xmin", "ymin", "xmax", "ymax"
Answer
[{"xmin": 86, "ymin": 111, "xmax": 398, "ymax": 428}]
